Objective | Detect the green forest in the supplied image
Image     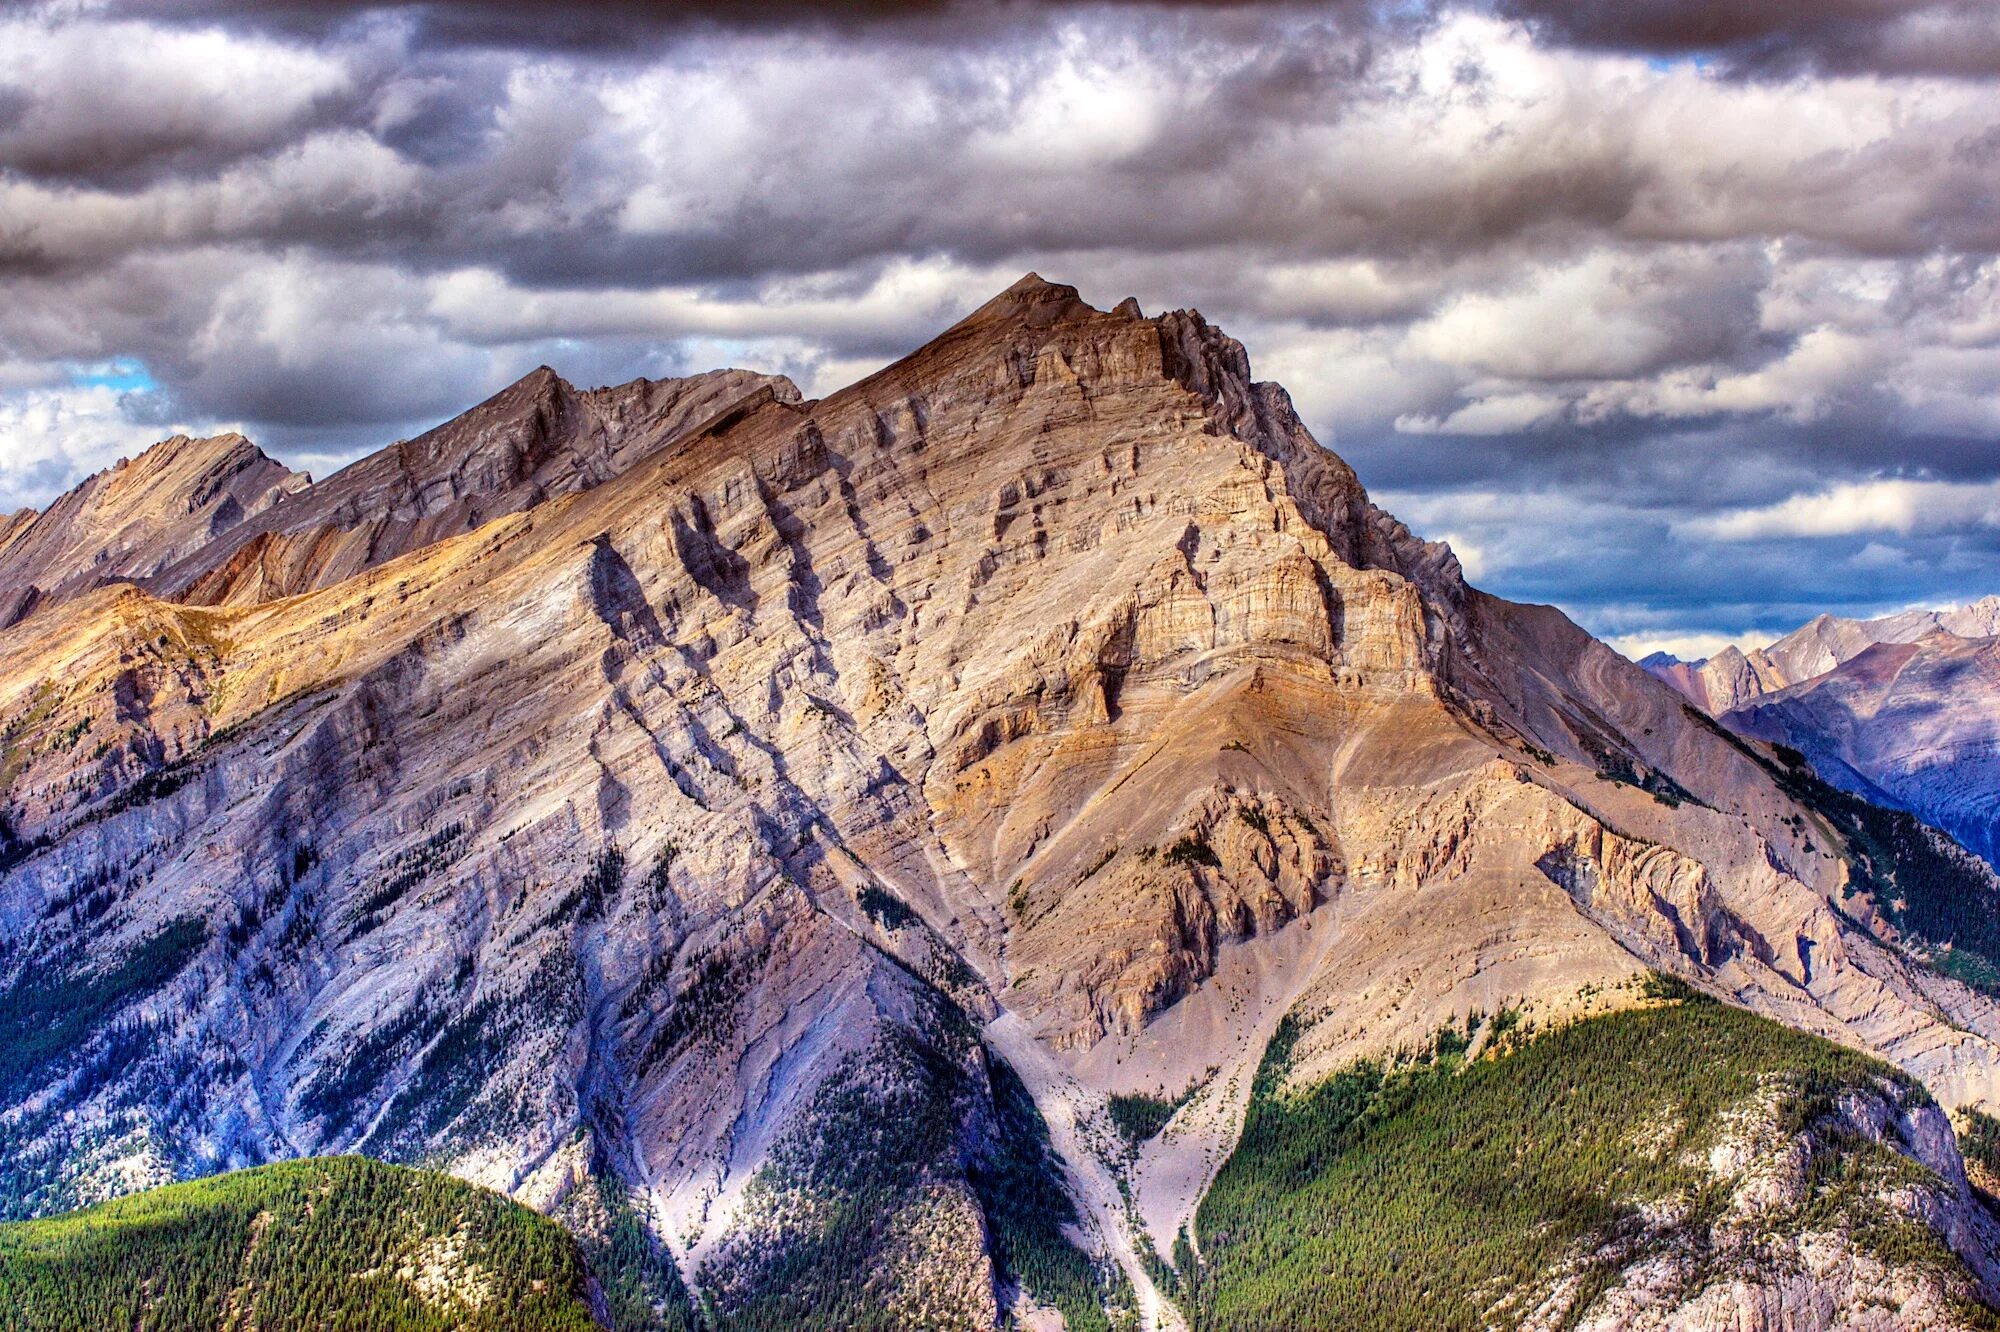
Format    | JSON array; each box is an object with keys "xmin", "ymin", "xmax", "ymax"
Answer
[
  {"xmin": 0, "ymin": 1156, "xmax": 598, "ymax": 1332},
  {"xmin": 1177, "ymin": 987, "xmax": 1986, "ymax": 1332}
]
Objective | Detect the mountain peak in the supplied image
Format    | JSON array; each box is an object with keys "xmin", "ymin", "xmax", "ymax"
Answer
[
  {"xmin": 1006, "ymin": 270, "xmax": 1064, "ymax": 296},
  {"xmin": 120, "ymin": 430, "xmax": 260, "ymax": 471},
  {"xmin": 951, "ymin": 271, "xmax": 1099, "ymax": 332},
  {"xmin": 512, "ymin": 366, "xmax": 568, "ymax": 396},
  {"xmin": 0, "ymin": 428, "xmax": 304, "ymax": 627},
  {"xmin": 155, "ymin": 365, "xmax": 800, "ymax": 607},
  {"xmin": 421, "ymin": 364, "xmax": 574, "ymax": 435}
]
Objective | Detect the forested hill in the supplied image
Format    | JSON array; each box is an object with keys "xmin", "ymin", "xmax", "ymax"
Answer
[
  {"xmin": 1179, "ymin": 991, "xmax": 1999, "ymax": 1331},
  {"xmin": 0, "ymin": 1156, "xmax": 600, "ymax": 1331}
]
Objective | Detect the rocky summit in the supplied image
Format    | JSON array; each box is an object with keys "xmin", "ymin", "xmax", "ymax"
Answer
[{"xmin": 5, "ymin": 276, "xmax": 2000, "ymax": 1331}]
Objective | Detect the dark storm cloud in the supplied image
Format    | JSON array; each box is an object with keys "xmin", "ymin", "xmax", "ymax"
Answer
[
  {"xmin": 0, "ymin": 0, "xmax": 1996, "ymax": 651},
  {"xmin": 108, "ymin": 0, "xmax": 1388, "ymax": 50},
  {"xmin": 1496, "ymin": 0, "xmax": 2000, "ymax": 78}
]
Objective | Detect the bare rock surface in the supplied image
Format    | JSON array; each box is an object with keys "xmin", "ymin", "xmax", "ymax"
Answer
[
  {"xmin": 0, "ymin": 432, "xmax": 307, "ymax": 628},
  {"xmin": 1525, "ymin": 1079, "xmax": 2000, "ymax": 1332},
  {"xmin": 156, "ymin": 365, "xmax": 797, "ymax": 607}
]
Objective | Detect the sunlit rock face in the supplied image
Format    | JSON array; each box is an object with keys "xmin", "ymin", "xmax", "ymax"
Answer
[
  {"xmin": 0, "ymin": 431, "xmax": 308, "ymax": 629},
  {"xmin": 3, "ymin": 275, "xmax": 1999, "ymax": 1328}
]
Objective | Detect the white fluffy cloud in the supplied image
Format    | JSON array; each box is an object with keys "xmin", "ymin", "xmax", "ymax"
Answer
[
  {"xmin": 0, "ymin": 15, "xmax": 355, "ymax": 179},
  {"xmin": 0, "ymin": 381, "xmax": 219, "ymax": 513},
  {"xmin": 1685, "ymin": 476, "xmax": 2000, "ymax": 540}
]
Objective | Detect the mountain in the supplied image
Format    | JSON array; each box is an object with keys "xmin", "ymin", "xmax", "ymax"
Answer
[
  {"xmin": 153, "ymin": 365, "xmax": 798, "ymax": 608},
  {"xmin": 0, "ymin": 366, "xmax": 793, "ymax": 629},
  {"xmin": 0, "ymin": 1156, "xmax": 599, "ymax": 1330},
  {"xmin": 0, "ymin": 432, "xmax": 307, "ymax": 629},
  {"xmin": 1645, "ymin": 601, "xmax": 2000, "ymax": 873},
  {"xmin": 1645, "ymin": 596, "xmax": 2000, "ymax": 714},
  {"xmin": 4, "ymin": 275, "xmax": 2000, "ymax": 1329},
  {"xmin": 1727, "ymin": 632, "xmax": 2000, "ymax": 872}
]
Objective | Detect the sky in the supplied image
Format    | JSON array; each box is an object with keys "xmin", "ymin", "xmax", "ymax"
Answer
[{"xmin": 1, "ymin": 1, "xmax": 1997, "ymax": 660}]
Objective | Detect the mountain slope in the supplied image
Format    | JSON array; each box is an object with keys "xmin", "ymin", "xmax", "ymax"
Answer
[
  {"xmin": 1727, "ymin": 633, "xmax": 2000, "ymax": 871},
  {"xmin": 0, "ymin": 1156, "xmax": 599, "ymax": 1331},
  {"xmin": 155, "ymin": 365, "xmax": 798, "ymax": 607},
  {"xmin": 1184, "ymin": 990, "xmax": 2000, "ymax": 1331},
  {"xmin": 1, "ymin": 276, "xmax": 1998, "ymax": 1328},
  {"xmin": 0, "ymin": 433, "xmax": 306, "ymax": 629}
]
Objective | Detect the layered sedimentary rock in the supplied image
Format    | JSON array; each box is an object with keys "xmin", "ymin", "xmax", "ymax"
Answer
[
  {"xmin": 0, "ymin": 433, "xmax": 307, "ymax": 629},
  {"xmin": 2, "ymin": 276, "xmax": 1998, "ymax": 1328},
  {"xmin": 157, "ymin": 365, "xmax": 798, "ymax": 607}
]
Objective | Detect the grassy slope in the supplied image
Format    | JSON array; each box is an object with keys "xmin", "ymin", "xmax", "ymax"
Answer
[
  {"xmin": 0, "ymin": 1156, "xmax": 598, "ymax": 1332},
  {"xmin": 1182, "ymin": 991, "xmax": 1986, "ymax": 1332}
]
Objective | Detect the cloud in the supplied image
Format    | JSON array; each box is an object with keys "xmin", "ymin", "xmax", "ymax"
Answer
[
  {"xmin": 1684, "ymin": 476, "xmax": 2000, "ymax": 540},
  {"xmin": 1605, "ymin": 629, "xmax": 1769, "ymax": 664},
  {"xmin": 0, "ymin": 379, "xmax": 219, "ymax": 513},
  {"xmin": 0, "ymin": 15, "xmax": 359, "ymax": 183},
  {"xmin": 1400, "ymin": 248, "xmax": 1766, "ymax": 383},
  {"xmin": 101, "ymin": 1, "xmax": 1390, "ymax": 51},
  {"xmin": 1496, "ymin": 0, "xmax": 2000, "ymax": 78},
  {"xmin": 1396, "ymin": 392, "xmax": 1569, "ymax": 435}
]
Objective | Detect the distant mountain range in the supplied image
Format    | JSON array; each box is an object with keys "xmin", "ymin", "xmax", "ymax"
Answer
[
  {"xmin": 1645, "ymin": 600, "xmax": 2000, "ymax": 870},
  {"xmin": 6, "ymin": 277, "xmax": 2000, "ymax": 1329}
]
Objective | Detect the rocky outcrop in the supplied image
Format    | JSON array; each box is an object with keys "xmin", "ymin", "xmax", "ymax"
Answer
[
  {"xmin": 0, "ymin": 432, "xmax": 306, "ymax": 629},
  {"xmin": 1528, "ymin": 1078, "xmax": 2000, "ymax": 1332}
]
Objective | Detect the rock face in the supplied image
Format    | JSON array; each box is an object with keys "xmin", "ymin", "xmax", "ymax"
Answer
[
  {"xmin": 1542, "ymin": 1074, "xmax": 2000, "ymax": 1332},
  {"xmin": 0, "ymin": 366, "xmax": 791, "ymax": 633},
  {"xmin": 0, "ymin": 433, "xmax": 307, "ymax": 629},
  {"xmin": 2, "ymin": 275, "xmax": 1998, "ymax": 1328},
  {"xmin": 156, "ymin": 365, "xmax": 799, "ymax": 607}
]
